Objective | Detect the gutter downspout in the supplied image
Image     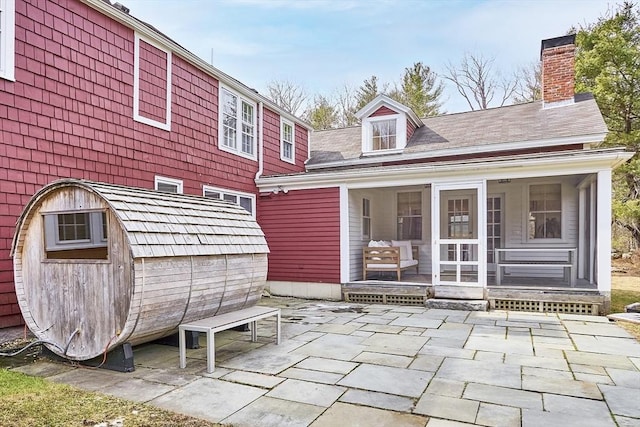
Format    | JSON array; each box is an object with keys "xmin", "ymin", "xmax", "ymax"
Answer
[{"xmin": 255, "ymin": 102, "xmax": 264, "ymax": 181}]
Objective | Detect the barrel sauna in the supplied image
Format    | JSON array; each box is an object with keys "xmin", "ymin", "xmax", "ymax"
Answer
[{"xmin": 11, "ymin": 179, "xmax": 269, "ymax": 361}]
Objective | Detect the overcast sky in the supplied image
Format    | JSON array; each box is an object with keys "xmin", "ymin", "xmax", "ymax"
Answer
[{"xmin": 126, "ymin": 0, "xmax": 614, "ymax": 114}]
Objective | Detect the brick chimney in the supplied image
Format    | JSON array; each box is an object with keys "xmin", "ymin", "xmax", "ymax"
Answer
[{"xmin": 540, "ymin": 34, "xmax": 576, "ymax": 105}]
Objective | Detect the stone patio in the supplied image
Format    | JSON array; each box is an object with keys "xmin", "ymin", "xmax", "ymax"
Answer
[{"xmin": 10, "ymin": 297, "xmax": 640, "ymax": 426}]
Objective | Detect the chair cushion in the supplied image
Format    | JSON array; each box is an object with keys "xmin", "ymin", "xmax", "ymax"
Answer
[{"xmin": 391, "ymin": 240, "xmax": 413, "ymax": 261}]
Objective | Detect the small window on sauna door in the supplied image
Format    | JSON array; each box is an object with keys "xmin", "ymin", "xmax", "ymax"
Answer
[
  {"xmin": 487, "ymin": 195, "xmax": 503, "ymax": 264},
  {"xmin": 397, "ymin": 191, "xmax": 422, "ymax": 240},
  {"xmin": 44, "ymin": 211, "xmax": 108, "ymax": 260},
  {"xmin": 528, "ymin": 183, "xmax": 561, "ymax": 239}
]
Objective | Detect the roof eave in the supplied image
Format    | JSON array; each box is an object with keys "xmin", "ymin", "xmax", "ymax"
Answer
[
  {"xmin": 306, "ymin": 132, "xmax": 609, "ymax": 170},
  {"xmin": 257, "ymin": 148, "xmax": 632, "ymax": 191}
]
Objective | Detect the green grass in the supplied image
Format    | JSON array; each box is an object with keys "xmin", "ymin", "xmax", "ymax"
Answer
[
  {"xmin": 611, "ymin": 288, "xmax": 640, "ymax": 341},
  {"xmin": 611, "ymin": 289, "xmax": 640, "ymax": 313},
  {"xmin": 0, "ymin": 369, "xmax": 220, "ymax": 427}
]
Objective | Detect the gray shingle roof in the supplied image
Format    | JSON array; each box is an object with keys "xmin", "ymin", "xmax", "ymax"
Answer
[
  {"xmin": 308, "ymin": 95, "xmax": 608, "ymax": 166},
  {"xmin": 25, "ymin": 180, "xmax": 269, "ymax": 258}
]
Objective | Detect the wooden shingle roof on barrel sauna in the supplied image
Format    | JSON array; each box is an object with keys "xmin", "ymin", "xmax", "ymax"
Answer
[{"xmin": 12, "ymin": 179, "xmax": 269, "ymax": 361}]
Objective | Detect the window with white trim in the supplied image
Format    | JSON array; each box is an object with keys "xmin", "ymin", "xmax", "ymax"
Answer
[
  {"xmin": 528, "ymin": 183, "xmax": 561, "ymax": 239},
  {"xmin": 44, "ymin": 211, "xmax": 108, "ymax": 259},
  {"xmin": 397, "ymin": 191, "xmax": 422, "ymax": 240},
  {"xmin": 219, "ymin": 86, "xmax": 257, "ymax": 159},
  {"xmin": 0, "ymin": 0, "xmax": 16, "ymax": 81},
  {"xmin": 372, "ymin": 119, "xmax": 396, "ymax": 150},
  {"xmin": 280, "ymin": 118, "xmax": 295, "ymax": 163},
  {"xmin": 362, "ymin": 198, "xmax": 371, "ymax": 239},
  {"xmin": 133, "ymin": 33, "xmax": 172, "ymax": 130},
  {"xmin": 203, "ymin": 185, "xmax": 255, "ymax": 217},
  {"xmin": 155, "ymin": 176, "xmax": 183, "ymax": 194},
  {"xmin": 362, "ymin": 113, "xmax": 406, "ymax": 154}
]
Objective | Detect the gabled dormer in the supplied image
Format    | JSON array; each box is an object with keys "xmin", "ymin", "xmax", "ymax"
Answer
[{"xmin": 355, "ymin": 95, "xmax": 423, "ymax": 156}]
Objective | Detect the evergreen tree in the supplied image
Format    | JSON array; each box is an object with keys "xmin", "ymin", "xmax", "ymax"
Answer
[{"xmin": 576, "ymin": 2, "xmax": 640, "ymax": 249}]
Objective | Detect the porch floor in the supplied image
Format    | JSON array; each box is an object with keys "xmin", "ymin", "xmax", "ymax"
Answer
[
  {"xmin": 344, "ymin": 273, "xmax": 605, "ymax": 314},
  {"xmin": 356, "ymin": 272, "xmax": 598, "ymax": 291}
]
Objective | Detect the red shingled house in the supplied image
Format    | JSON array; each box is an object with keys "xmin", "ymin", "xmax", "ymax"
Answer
[
  {"xmin": 0, "ymin": 0, "xmax": 311, "ymax": 327},
  {"xmin": 0, "ymin": 0, "xmax": 632, "ymax": 327}
]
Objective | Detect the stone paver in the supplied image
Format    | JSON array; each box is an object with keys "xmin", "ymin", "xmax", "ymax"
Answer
[
  {"xmin": 279, "ymin": 367, "xmax": 344, "ymax": 384},
  {"xmin": 414, "ymin": 393, "xmax": 480, "ymax": 423},
  {"xmin": 223, "ymin": 396, "xmax": 325, "ymax": 427},
  {"xmin": 463, "ymin": 383, "xmax": 542, "ymax": 410},
  {"xmin": 294, "ymin": 356, "xmax": 357, "ymax": 374},
  {"xmin": 476, "ymin": 403, "xmax": 520, "ymax": 427},
  {"xmin": 266, "ymin": 378, "xmax": 345, "ymax": 407},
  {"xmin": 353, "ymin": 351, "xmax": 412, "ymax": 368},
  {"xmin": 11, "ymin": 297, "xmax": 640, "ymax": 427},
  {"xmin": 599, "ymin": 384, "xmax": 640, "ymax": 418},
  {"xmin": 311, "ymin": 402, "xmax": 428, "ymax": 427},
  {"xmin": 542, "ymin": 394, "xmax": 616, "ymax": 426},
  {"xmin": 339, "ymin": 389, "xmax": 415, "ymax": 412},
  {"xmin": 436, "ymin": 358, "xmax": 521, "ymax": 389},
  {"xmin": 522, "ymin": 373, "xmax": 602, "ymax": 399},
  {"xmin": 150, "ymin": 377, "xmax": 265, "ymax": 422},
  {"xmin": 338, "ymin": 363, "xmax": 432, "ymax": 397}
]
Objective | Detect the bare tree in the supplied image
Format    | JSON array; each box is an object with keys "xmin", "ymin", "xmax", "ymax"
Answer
[
  {"xmin": 513, "ymin": 61, "xmax": 542, "ymax": 104},
  {"xmin": 444, "ymin": 52, "xmax": 517, "ymax": 110},
  {"xmin": 266, "ymin": 80, "xmax": 308, "ymax": 116},
  {"xmin": 334, "ymin": 84, "xmax": 359, "ymax": 127}
]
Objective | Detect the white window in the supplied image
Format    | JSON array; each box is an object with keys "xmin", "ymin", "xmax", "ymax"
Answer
[
  {"xmin": 44, "ymin": 211, "xmax": 108, "ymax": 258},
  {"xmin": 155, "ymin": 176, "xmax": 183, "ymax": 194},
  {"xmin": 203, "ymin": 185, "xmax": 255, "ymax": 217},
  {"xmin": 0, "ymin": 0, "xmax": 16, "ymax": 81},
  {"xmin": 362, "ymin": 113, "xmax": 406, "ymax": 154},
  {"xmin": 280, "ymin": 118, "xmax": 295, "ymax": 163},
  {"xmin": 372, "ymin": 119, "xmax": 396, "ymax": 150},
  {"xmin": 397, "ymin": 191, "xmax": 422, "ymax": 240},
  {"xmin": 133, "ymin": 33, "xmax": 172, "ymax": 130},
  {"xmin": 362, "ymin": 198, "xmax": 371, "ymax": 239},
  {"xmin": 219, "ymin": 86, "xmax": 257, "ymax": 160},
  {"xmin": 528, "ymin": 183, "xmax": 562, "ymax": 239}
]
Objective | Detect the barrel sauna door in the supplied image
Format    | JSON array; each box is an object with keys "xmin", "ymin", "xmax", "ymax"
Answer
[{"xmin": 40, "ymin": 262, "xmax": 127, "ymax": 360}]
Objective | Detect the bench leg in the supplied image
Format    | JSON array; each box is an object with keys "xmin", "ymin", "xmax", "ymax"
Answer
[
  {"xmin": 179, "ymin": 327, "xmax": 187, "ymax": 369},
  {"xmin": 251, "ymin": 321, "xmax": 257, "ymax": 342},
  {"xmin": 496, "ymin": 266, "xmax": 502, "ymax": 286},
  {"xmin": 276, "ymin": 311, "xmax": 281, "ymax": 345},
  {"xmin": 206, "ymin": 331, "xmax": 215, "ymax": 374}
]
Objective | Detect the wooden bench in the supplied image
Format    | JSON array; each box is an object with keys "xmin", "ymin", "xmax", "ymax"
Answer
[
  {"xmin": 363, "ymin": 246, "xmax": 419, "ymax": 281},
  {"xmin": 179, "ymin": 305, "xmax": 281, "ymax": 373},
  {"xmin": 494, "ymin": 248, "xmax": 576, "ymax": 286}
]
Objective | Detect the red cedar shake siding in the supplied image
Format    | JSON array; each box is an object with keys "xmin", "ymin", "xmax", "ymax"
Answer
[
  {"xmin": 137, "ymin": 39, "xmax": 168, "ymax": 124},
  {"xmin": 542, "ymin": 44, "xmax": 575, "ymax": 104},
  {"xmin": 369, "ymin": 105, "xmax": 397, "ymax": 117},
  {"xmin": 262, "ymin": 107, "xmax": 307, "ymax": 175},
  {"xmin": 258, "ymin": 188, "xmax": 341, "ymax": 283},
  {"xmin": 407, "ymin": 119, "xmax": 417, "ymax": 141},
  {"xmin": 0, "ymin": 0, "xmax": 301, "ymax": 327}
]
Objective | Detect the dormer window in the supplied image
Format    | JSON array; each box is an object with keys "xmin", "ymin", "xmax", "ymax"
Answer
[
  {"xmin": 356, "ymin": 95, "xmax": 422, "ymax": 156},
  {"xmin": 362, "ymin": 113, "xmax": 405, "ymax": 154},
  {"xmin": 372, "ymin": 119, "xmax": 397, "ymax": 150}
]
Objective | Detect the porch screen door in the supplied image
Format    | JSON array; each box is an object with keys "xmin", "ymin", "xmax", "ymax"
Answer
[{"xmin": 432, "ymin": 182, "xmax": 486, "ymax": 287}]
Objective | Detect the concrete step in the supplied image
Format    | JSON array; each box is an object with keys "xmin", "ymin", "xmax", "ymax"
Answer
[
  {"xmin": 425, "ymin": 298, "xmax": 488, "ymax": 311},
  {"xmin": 433, "ymin": 285, "xmax": 484, "ymax": 300}
]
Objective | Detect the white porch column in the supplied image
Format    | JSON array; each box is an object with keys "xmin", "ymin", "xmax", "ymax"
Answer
[
  {"xmin": 589, "ymin": 181, "xmax": 596, "ymax": 284},
  {"xmin": 339, "ymin": 184, "xmax": 350, "ymax": 283},
  {"xmin": 578, "ymin": 187, "xmax": 586, "ymax": 279},
  {"xmin": 596, "ymin": 170, "xmax": 612, "ymax": 293}
]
